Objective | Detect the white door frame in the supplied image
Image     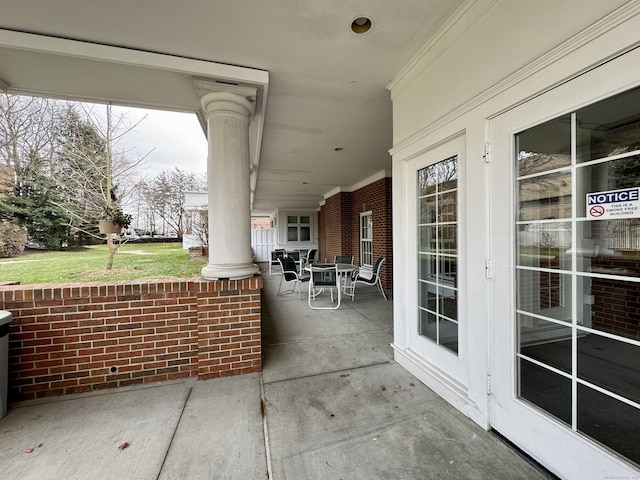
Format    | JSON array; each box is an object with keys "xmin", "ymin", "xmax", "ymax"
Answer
[
  {"xmin": 489, "ymin": 46, "xmax": 640, "ymax": 478},
  {"xmin": 397, "ymin": 134, "xmax": 468, "ymax": 391}
]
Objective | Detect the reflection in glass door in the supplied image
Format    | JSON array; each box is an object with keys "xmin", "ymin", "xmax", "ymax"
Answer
[{"xmin": 515, "ymin": 86, "xmax": 640, "ymax": 467}]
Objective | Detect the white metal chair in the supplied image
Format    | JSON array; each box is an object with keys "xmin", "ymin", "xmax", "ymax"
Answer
[
  {"xmin": 308, "ymin": 264, "xmax": 341, "ymax": 309},
  {"xmin": 349, "ymin": 257, "xmax": 387, "ymax": 301},
  {"xmin": 277, "ymin": 256, "xmax": 310, "ymax": 299}
]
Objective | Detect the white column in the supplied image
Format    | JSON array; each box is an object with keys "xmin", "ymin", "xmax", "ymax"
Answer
[{"xmin": 200, "ymin": 91, "xmax": 259, "ymax": 280}]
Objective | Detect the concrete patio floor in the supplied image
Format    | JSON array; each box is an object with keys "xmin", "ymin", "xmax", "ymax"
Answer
[{"xmin": 0, "ymin": 265, "xmax": 554, "ymax": 479}]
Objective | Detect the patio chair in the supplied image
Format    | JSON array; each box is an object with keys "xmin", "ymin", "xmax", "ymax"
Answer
[
  {"xmin": 277, "ymin": 256, "xmax": 310, "ymax": 300},
  {"xmin": 350, "ymin": 257, "xmax": 387, "ymax": 301},
  {"xmin": 269, "ymin": 249, "xmax": 287, "ymax": 275},
  {"xmin": 308, "ymin": 264, "xmax": 341, "ymax": 309},
  {"xmin": 287, "ymin": 250, "xmax": 301, "ymax": 271},
  {"xmin": 305, "ymin": 249, "xmax": 317, "ymax": 266},
  {"xmin": 334, "ymin": 255, "xmax": 354, "ymax": 264}
]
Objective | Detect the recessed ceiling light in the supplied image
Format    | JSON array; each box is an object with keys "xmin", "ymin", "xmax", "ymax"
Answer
[{"xmin": 350, "ymin": 16, "xmax": 373, "ymax": 35}]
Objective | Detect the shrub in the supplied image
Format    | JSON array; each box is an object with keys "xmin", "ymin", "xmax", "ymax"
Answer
[{"xmin": 0, "ymin": 221, "xmax": 28, "ymax": 258}]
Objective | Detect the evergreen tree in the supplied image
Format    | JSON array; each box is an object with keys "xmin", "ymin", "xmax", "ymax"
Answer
[{"xmin": 0, "ymin": 151, "xmax": 70, "ymax": 249}]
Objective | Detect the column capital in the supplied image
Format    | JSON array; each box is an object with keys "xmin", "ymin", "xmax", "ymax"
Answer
[
  {"xmin": 200, "ymin": 91, "xmax": 255, "ymax": 120},
  {"xmin": 195, "ymin": 80, "xmax": 257, "ymax": 119}
]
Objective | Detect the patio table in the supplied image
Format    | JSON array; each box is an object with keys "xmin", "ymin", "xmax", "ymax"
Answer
[{"xmin": 304, "ymin": 263, "xmax": 358, "ymax": 294}]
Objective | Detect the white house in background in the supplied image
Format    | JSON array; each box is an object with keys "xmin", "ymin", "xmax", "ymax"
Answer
[
  {"xmin": 183, "ymin": 192, "xmax": 318, "ymax": 261},
  {"xmin": 182, "ymin": 192, "xmax": 208, "ymax": 250}
]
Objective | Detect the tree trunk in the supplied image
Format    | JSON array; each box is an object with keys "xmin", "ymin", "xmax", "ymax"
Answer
[{"xmin": 105, "ymin": 235, "xmax": 117, "ymax": 270}]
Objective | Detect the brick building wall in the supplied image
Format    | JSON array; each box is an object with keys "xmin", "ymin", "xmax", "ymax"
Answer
[
  {"xmin": 320, "ymin": 192, "xmax": 352, "ymax": 264},
  {"xmin": 318, "ymin": 177, "xmax": 393, "ymax": 289},
  {"xmin": 351, "ymin": 178, "xmax": 393, "ymax": 288},
  {"xmin": 591, "ymin": 256, "xmax": 640, "ymax": 340},
  {"xmin": 318, "ymin": 207, "xmax": 326, "ymax": 263},
  {"xmin": 1, "ymin": 277, "xmax": 262, "ymax": 401}
]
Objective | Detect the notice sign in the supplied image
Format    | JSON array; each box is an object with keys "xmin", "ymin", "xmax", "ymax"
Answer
[{"xmin": 586, "ymin": 187, "xmax": 640, "ymax": 220}]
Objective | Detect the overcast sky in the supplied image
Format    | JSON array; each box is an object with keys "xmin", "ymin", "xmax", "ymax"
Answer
[{"xmin": 110, "ymin": 105, "xmax": 208, "ymax": 178}]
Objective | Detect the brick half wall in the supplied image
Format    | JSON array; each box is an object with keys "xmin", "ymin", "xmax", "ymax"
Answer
[{"xmin": 1, "ymin": 276, "xmax": 262, "ymax": 401}]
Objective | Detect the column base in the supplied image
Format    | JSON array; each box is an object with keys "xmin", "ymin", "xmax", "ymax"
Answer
[{"xmin": 201, "ymin": 262, "xmax": 259, "ymax": 280}]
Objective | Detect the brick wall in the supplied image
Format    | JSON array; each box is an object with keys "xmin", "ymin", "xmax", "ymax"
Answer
[
  {"xmin": 318, "ymin": 207, "xmax": 326, "ymax": 263},
  {"xmin": 0, "ymin": 276, "xmax": 262, "ymax": 401},
  {"xmin": 318, "ymin": 177, "xmax": 393, "ymax": 289},
  {"xmin": 591, "ymin": 256, "xmax": 640, "ymax": 340},
  {"xmin": 351, "ymin": 178, "xmax": 393, "ymax": 288},
  {"xmin": 320, "ymin": 192, "xmax": 351, "ymax": 264}
]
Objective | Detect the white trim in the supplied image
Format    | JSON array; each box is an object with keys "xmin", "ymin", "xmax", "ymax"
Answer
[
  {"xmin": 349, "ymin": 170, "xmax": 391, "ymax": 192},
  {"xmin": 323, "ymin": 170, "xmax": 391, "ymax": 200},
  {"xmin": 0, "ymin": 29, "xmax": 268, "ymax": 86},
  {"xmin": 359, "ymin": 211, "xmax": 373, "ymax": 268},
  {"xmin": 392, "ymin": 345, "xmax": 486, "ymax": 427},
  {"xmin": 389, "ymin": 1, "xmax": 640, "ymax": 158},
  {"xmin": 387, "ymin": 0, "xmax": 497, "ymax": 95}
]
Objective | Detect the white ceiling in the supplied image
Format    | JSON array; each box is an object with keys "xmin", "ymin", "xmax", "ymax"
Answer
[{"xmin": 0, "ymin": 0, "xmax": 466, "ymax": 215}]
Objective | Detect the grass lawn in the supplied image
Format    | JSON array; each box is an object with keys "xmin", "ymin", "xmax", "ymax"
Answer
[{"xmin": 0, "ymin": 243, "xmax": 207, "ymax": 285}]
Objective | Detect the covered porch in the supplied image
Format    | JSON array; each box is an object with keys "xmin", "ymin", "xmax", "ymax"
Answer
[{"xmin": 0, "ymin": 267, "xmax": 549, "ymax": 479}]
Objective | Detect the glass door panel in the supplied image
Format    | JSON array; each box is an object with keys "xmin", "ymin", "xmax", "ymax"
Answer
[{"xmin": 514, "ymin": 85, "xmax": 640, "ymax": 468}]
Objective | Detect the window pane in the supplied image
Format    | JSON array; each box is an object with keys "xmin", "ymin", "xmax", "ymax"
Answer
[
  {"xmin": 418, "ymin": 281, "xmax": 437, "ymax": 312},
  {"xmin": 419, "ymin": 309, "xmax": 437, "ymax": 341},
  {"xmin": 519, "ymin": 314, "xmax": 572, "ymax": 374},
  {"xmin": 419, "ymin": 196, "xmax": 437, "ymax": 224},
  {"xmin": 439, "ymin": 256, "xmax": 457, "ymax": 287},
  {"xmin": 576, "ymin": 87, "xmax": 640, "ymax": 163},
  {"xmin": 439, "ymin": 225, "xmax": 457, "ymax": 253},
  {"xmin": 576, "ymin": 155, "xmax": 640, "ymax": 217},
  {"xmin": 574, "ymin": 220, "xmax": 640, "ymax": 278},
  {"xmin": 518, "ymin": 222, "xmax": 571, "ymax": 270},
  {"xmin": 518, "ymin": 171, "xmax": 572, "ymax": 221},
  {"xmin": 578, "ymin": 384, "xmax": 640, "ymax": 467},
  {"xmin": 287, "ymin": 215, "xmax": 297, "ymax": 224},
  {"xmin": 440, "ymin": 288, "xmax": 457, "ymax": 321},
  {"xmin": 300, "ymin": 226, "xmax": 310, "ymax": 241},
  {"xmin": 418, "ymin": 226, "xmax": 436, "ymax": 252},
  {"xmin": 439, "ymin": 318, "xmax": 458, "ymax": 354},
  {"xmin": 437, "ymin": 157, "xmax": 458, "ymax": 191},
  {"xmin": 300, "ymin": 215, "xmax": 310, "ymax": 224},
  {"xmin": 517, "ymin": 115, "xmax": 571, "ymax": 176},
  {"xmin": 517, "ymin": 270, "xmax": 571, "ymax": 321},
  {"xmin": 418, "ymin": 165, "xmax": 439, "ymax": 196},
  {"xmin": 439, "ymin": 191, "xmax": 457, "ymax": 222},
  {"xmin": 418, "ymin": 254, "xmax": 436, "ymax": 281},
  {"xmin": 582, "ymin": 276, "xmax": 640, "ymax": 342},
  {"xmin": 287, "ymin": 227, "xmax": 298, "ymax": 241},
  {"xmin": 577, "ymin": 333, "xmax": 640, "ymax": 404},
  {"xmin": 519, "ymin": 359, "xmax": 572, "ymax": 426}
]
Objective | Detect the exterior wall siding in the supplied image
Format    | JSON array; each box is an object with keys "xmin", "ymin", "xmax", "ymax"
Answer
[{"xmin": 0, "ymin": 277, "xmax": 262, "ymax": 401}]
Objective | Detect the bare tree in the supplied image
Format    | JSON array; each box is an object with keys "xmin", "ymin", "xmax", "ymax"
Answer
[
  {"xmin": 191, "ymin": 206, "xmax": 208, "ymax": 253},
  {"xmin": 0, "ymin": 94, "xmax": 62, "ymax": 174},
  {"xmin": 52, "ymin": 104, "xmax": 151, "ymax": 269},
  {"xmin": 139, "ymin": 168, "xmax": 206, "ymax": 237}
]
